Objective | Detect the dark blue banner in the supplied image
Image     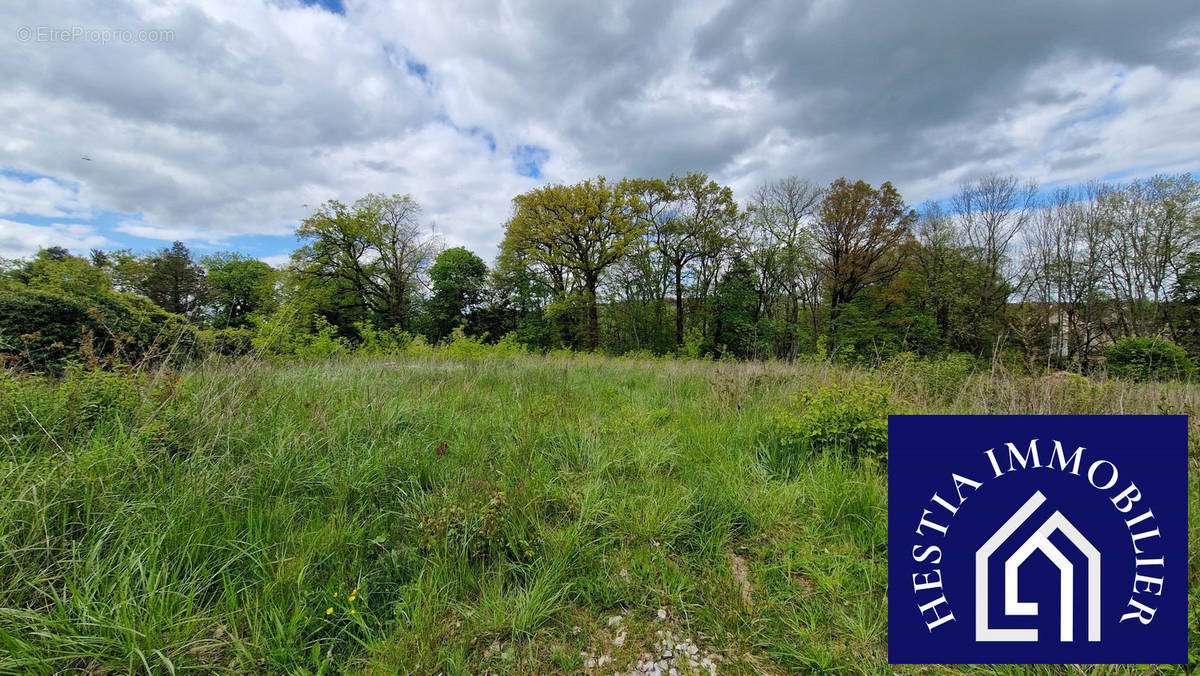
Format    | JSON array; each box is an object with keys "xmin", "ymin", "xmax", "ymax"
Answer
[{"xmin": 888, "ymin": 415, "xmax": 1187, "ymax": 664}]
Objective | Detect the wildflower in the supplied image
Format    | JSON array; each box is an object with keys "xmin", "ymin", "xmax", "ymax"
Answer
[
  {"xmin": 326, "ymin": 607, "xmax": 333, "ymax": 615},
  {"xmin": 349, "ymin": 609, "xmax": 356, "ymax": 615},
  {"xmin": 333, "ymin": 592, "xmax": 338, "ymax": 598}
]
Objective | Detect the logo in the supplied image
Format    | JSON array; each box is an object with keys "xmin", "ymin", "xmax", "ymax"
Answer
[{"xmin": 888, "ymin": 415, "xmax": 1187, "ymax": 664}]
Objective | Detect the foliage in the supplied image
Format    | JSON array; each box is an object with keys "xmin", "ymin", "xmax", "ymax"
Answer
[
  {"xmin": 815, "ymin": 178, "xmax": 916, "ymax": 319},
  {"xmin": 0, "ymin": 288, "xmax": 198, "ymax": 371},
  {"xmin": 250, "ymin": 302, "xmax": 351, "ymax": 361},
  {"xmin": 10, "ymin": 248, "xmax": 112, "ymax": 295},
  {"xmin": 883, "ymin": 351, "xmax": 977, "ymax": 403},
  {"xmin": 703, "ymin": 258, "xmax": 762, "ymax": 359},
  {"xmin": 501, "ymin": 177, "xmax": 645, "ymax": 350},
  {"xmin": 202, "ymin": 252, "xmax": 278, "ymax": 328},
  {"xmin": 353, "ymin": 322, "xmax": 417, "ymax": 355},
  {"xmin": 438, "ymin": 329, "xmax": 527, "ymax": 361},
  {"xmin": 1105, "ymin": 336, "xmax": 1196, "ymax": 381},
  {"xmin": 417, "ymin": 490, "xmax": 533, "ymax": 565},
  {"xmin": 486, "ymin": 249, "xmax": 561, "ymax": 351},
  {"xmin": 764, "ymin": 381, "xmax": 892, "ymax": 477},
  {"xmin": 3, "ymin": 170, "xmax": 1200, "ymax": 371},
  {"xmin": 135, "ymin": 241, "xmax": 210, "ymax": 318},
  {"xmin": 294, "ymin": 193, "xmax": 440, "ymax": 333},
  {"xmin": 1170, "ymin": 251, "xmax": 1200, "ymax": 358},
  {"xmin": 426, "ymin": 246, "xmax": 488, "ymax": 342},
  {"xmin": 828, "ymin": 276, "xmax": 942, "ymax": 361},
  {"xmin": 654, "ymin": 172, "xmax": 739, "ymax": 348},
  {"xmin": 0, "ymin": 366, "xmax": 177, "ymax": 456},
  {"xmin": 198, "ymin": 326, "xmax": 255, "ymax": 357}
]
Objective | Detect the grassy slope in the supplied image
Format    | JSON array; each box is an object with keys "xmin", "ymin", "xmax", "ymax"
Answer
[{"xmin": 0, "ymin": 353, "xmax": 1197, "ymax": 674}]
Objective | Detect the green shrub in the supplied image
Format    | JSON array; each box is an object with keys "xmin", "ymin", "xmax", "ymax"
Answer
[
  {"xmin": 439, "ymin": 330, "xmax": 493, "ymax": 361},
  {"xmin": 253, "ymin": 312, "xmax": 348, "ymax": 360},
  {"xmin": 763, "ymin": 381, "xmax": 892, "ymax": 477},
  {"xmin": 292, "ymin": 316, "xmax": 349, "ymax": 360},
  {"xmin": 488, "ymin": 332, "xmax": 528, "ymax": 358},
  {"xmin": 1105, "ymin": 337, "xmax": 1195, "ymax": 382},
  {"xmin": 435, "ymin": 330, "xmax": 528, "ymax": 361},
  {"xmin": 0, "ymin": 289, "xmax": 198, "ymax": 371},
  {"xmin": 400, "ymin": 333, "xmax": 435, "ymax": 357},
  {"xmin": 199, "ymin": 326, "xmax": 255, "ymax": 357},
  {"xmin": 417, "ymin": 490, "xmax": 535, "ymax": 564},
  {"xmin": 354, "ymin": 322, "xmax": 416, "ymax": 355}
]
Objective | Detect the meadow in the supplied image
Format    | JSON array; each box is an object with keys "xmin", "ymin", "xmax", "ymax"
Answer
[{"xmin": 0, "ymin": 349, "xmax": 1197, "ymax": 674}]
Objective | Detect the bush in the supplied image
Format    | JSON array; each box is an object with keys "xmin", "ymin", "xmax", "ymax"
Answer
[
  {"xmin": 199, "ymin": 326, "xmax": 255, "ymax": 357},
  {"xmin": 291, "ymin": 316, "xmax": 349, "ymax": 361},
  {"xmin": 1105, "ymin": 337, "xmax": 1196, "ymax": 382},
  {"xmin": 439, "ymin": 331, "xmax": 493, "ymax": 361},
  {"xmin": 417, "ymin": 489, "xmax": 535, "ymax": 565},
  {"xmin": 0, "ymin": 289, "xmax": 198, "ymax": 371},
  {"xmin": 432, "ymin": 330, "xmax": 528, "ymax": 361},
  {"xmin": 253, "ymin": 312, "xmax": 349, "ymax": 360},
  {"xmin": 354, "ymin": 322, "xmax": 417, "ymax": 355},
  {"xmin": 763, "ymin": 381, "xmax": 892, "ymax": 478}
]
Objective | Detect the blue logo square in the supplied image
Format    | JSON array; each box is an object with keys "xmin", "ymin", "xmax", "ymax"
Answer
[{"xmin": 888, "ymin": 415, "xmax": 1188, "ymax": 664}]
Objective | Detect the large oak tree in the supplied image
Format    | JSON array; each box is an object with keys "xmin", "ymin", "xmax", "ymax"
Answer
[
  {"xmin": 501, "ymin": 177, "xmax": 644, "ymax": 351},
  {"xmin": 814, "ymin": 178, "xmax": 916, "ymax": 323}
]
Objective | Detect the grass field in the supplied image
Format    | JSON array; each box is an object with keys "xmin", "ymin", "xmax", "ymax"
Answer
[{"xmin": 1, "ymin": 351, "xmax": 1197, "ymax": 673}]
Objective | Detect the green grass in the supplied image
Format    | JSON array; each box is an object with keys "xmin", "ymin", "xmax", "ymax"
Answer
[{"xmin": 0, "ymin": 352, "xmax": 1197, "ymax": 673}]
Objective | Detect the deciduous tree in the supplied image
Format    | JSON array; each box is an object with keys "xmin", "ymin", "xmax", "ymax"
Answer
[
  {"xmin": 814, "ymin": 179, "xmax": 916, "ymax": 326},
  {"xmin": 427, "ymin": 246, "xmax": 488, "ymax": 341},
  {"xmin": 295, "ymin": 193, "xmax": 440, "ymax": 332},
  {"xmin": 501, "ymin": 177, "xmax": 644, "ymax": 350},
  {"xmin": 203, "ymin": 252, "xmax": 278, "ymax": 328}
]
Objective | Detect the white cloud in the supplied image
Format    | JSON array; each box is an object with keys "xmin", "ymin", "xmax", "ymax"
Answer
[
  {"xmin": 0, "ymin": 0, "xmax": 1198, "ymax": 264},
  {"xmin": 0, "ymin": 219, "xmax": 109, "ymax": 259},
  {"xmin": 258, "ymin": 253, "xmax": 291, "ymax": 268},
  {"xmin": 0, "ymin": 173, "xmax": 91, "ymax": 218}
]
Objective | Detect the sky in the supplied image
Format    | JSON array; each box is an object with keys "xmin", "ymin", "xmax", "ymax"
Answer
[{"xmin": 2, "ymin": 0, "xmax": 1200, "ymax": 266}]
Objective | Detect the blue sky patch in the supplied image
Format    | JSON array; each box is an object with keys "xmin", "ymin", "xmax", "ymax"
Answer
[
  {"xmin": 512, "ymin": 145, "xmax": 550, "ymax": 179},
  {"xmin": 300, "ymin": 0, "xmax": 345, "ymax": 16}
]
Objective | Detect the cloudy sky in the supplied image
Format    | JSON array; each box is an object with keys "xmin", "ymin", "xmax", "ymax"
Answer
[{"xmin": 2, "ymin": 0, "xmax": 1199, "ymax": 265}]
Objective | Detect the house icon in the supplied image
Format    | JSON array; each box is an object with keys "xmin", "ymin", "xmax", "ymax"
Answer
[{"xmin": 975, "ymin": 491, "xmax": 1102, "ymax": 642}]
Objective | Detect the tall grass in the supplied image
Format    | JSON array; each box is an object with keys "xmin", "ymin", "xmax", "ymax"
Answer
[{"xmin": 0, "ymin": 350, "xmax": 1196, "ymax": 673}]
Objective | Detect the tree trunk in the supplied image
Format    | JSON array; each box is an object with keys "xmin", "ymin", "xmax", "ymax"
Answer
[
  {"xmin": 674, "ymin": 264, "xmax": 685, "ymax": 348},
  {"xmin": 787, "ymin": 294, "xmax": 800, "ymax": 362},
  {"xmin": 586, "ymin": 279, "xmax": 600, "ymax": 351}
]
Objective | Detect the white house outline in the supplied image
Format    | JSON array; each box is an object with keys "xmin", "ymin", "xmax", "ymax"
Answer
[{"xmin": 975, "ymin": 491, "xmax": 1101, "ymax": 642}]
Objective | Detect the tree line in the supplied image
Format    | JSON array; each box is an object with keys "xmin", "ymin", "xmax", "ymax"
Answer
[{"xmin": 2, "ymin": 172, "xmax": 1199, "ymax": 374}]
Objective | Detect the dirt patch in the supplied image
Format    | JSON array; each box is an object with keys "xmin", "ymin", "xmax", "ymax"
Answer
[
  {"xmin": 789, "ymin": 571, "xmax": 815, "ymax": 599},
  {"xmin": 726, "ymin": 552, "xmax": 752, "ymax": 608}
]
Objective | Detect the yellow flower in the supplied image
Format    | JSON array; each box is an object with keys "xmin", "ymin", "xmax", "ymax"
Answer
[
  {"xmin": 326, "ymin": 607, "xmax": 333, "ymax": 615},
  {"xmin": 349, "ymin": 595, "xmax": 356, "ymax": 602},
  {"xmin": 333, "ymin": 592, "xmax": 338, "ymax": 598},
  {"xmin": 349, "ymin": 609, "xmax": 356, "ymax": 615}
]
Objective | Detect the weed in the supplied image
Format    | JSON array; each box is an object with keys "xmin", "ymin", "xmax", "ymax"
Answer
[{"xmin": 762, "ymin": 380, "xmax": 893, "ymax": 478}]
